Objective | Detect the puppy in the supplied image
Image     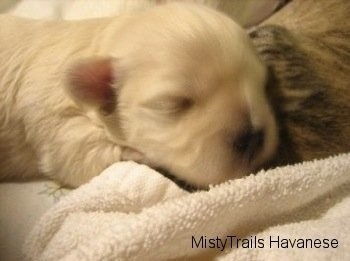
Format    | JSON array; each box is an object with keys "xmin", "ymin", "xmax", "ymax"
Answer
[
  {"xmin": 250, "ymin": 0, "xmax": 350, "ymax": 166},
  {"xmin": 0, "ymin": 3, "xmax": 278, "ymax": 188}
]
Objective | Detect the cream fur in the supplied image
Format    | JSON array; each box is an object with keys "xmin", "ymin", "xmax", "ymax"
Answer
[{"xmin": 0, "ymin": 3, "xmax": 277, "ymax": 187}]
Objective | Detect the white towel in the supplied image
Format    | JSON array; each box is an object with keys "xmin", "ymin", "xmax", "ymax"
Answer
[{"xmin": 23, "ymin": 153, "xmax": 350, "ymax": 260}]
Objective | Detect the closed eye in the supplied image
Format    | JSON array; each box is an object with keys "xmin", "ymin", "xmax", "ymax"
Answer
[{"xmin": 142, "ymin": 95, "xmax": 193, "ymax": 116}]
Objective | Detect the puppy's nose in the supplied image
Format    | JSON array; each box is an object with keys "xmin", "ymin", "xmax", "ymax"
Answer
[{"xmin": 234, "ymin": 127, "xmax": 265, "ymax": 161}]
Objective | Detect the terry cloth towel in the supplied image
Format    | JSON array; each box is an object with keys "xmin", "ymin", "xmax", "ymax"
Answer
[{"xmin": 24, "ymin": 153, "xmax": 350, "ymax": 260}]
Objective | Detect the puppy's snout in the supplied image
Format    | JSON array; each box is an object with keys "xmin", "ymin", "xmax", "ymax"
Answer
[{"xmin": 234, "ymin": 127, "xmax": 265, "ymax": 161}]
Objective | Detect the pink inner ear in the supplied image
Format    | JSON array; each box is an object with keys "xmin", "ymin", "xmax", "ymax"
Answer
[{"xmin": 68, "ymin": 57, "xmax": 116, "ymax": 113}]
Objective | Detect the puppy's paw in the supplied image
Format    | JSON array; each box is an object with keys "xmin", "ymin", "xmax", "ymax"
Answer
[{"xmin": 121, "ymin": 147, "xmax": 150, "ymax": 165}]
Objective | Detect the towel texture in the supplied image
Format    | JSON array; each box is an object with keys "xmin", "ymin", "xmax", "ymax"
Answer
[{"xmin": 24, "ymin": 153, "xmax": 350, "ymax": 260}]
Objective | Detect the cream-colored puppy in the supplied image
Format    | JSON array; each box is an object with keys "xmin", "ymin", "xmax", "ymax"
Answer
[{"xmin": 0, "ymin": 3, "xmax": 277, "ymax": 188}]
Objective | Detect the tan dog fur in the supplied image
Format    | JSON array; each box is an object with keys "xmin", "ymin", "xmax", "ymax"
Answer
[
  {"xmin": 0, "ymin": 3, "xmax": 277, "ymax": 187},
  {"xmin": 250, "ymin": 0, "xmax": 350, "ymax": 166}
]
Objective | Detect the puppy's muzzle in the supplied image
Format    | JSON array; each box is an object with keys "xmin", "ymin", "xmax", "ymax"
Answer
[{"xmin": 234, "ymin": 127, "xmax": 265, "ymax": 162}]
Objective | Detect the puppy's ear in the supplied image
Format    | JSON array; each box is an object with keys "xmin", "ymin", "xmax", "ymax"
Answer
[{"xmin": 66, "ymin": 57, "xmax": 117, "ymax": 114}]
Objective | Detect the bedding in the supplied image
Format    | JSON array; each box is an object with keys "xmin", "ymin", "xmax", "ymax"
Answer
[
  {"xmin": 0, "ymin": 181, "xmax": 70, "ymax": 260},
  {"xmin": 23, "ymin": 154, "xmax": 350, "ymax": 260},
  {"xmin": 0, "ymin": 0, "xmax": 283, "ymax": 27}
]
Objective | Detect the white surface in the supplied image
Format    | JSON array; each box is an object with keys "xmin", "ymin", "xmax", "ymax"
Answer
[
  {"xmin": 0, "ymin": 181, "xmax": 70, "ymax": 261},
  {"xmin": 1, "ymin": 0, "xmax": 282, "ymax": 27}
]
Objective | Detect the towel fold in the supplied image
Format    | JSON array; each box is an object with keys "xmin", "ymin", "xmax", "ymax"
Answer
[{"xmin": 23, "ymin": 153, "xmax": 350, "ymax": 260}]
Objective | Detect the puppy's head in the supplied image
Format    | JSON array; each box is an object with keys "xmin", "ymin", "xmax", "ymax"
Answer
[{"xmin": 66, "ymin": 3, "xmax": 278, "ymax": 187}]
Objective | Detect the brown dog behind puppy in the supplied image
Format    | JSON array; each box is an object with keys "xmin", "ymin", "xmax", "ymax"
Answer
[{"xmin": 250, "ymin": 0, "xmax": 350, "ymax": 166}]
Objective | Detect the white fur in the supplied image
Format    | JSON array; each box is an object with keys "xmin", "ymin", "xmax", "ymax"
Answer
[{"xmin": 0, "ymin": 3, "xmax": 277, "ymax": 187}]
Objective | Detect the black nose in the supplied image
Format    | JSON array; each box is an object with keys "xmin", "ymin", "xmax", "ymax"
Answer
[{"xmin": 234, "ymin": 128, "xmax": 265, "ymax": 161}]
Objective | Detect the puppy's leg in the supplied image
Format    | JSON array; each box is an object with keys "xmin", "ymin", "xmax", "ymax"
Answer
[
  {"xmin": 38, "ymin": 115, "xmax": 122, "ymax": 187},
  {"xmin": 37, "ymin": 57, "xmax": 124, "ymax": 187}
]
